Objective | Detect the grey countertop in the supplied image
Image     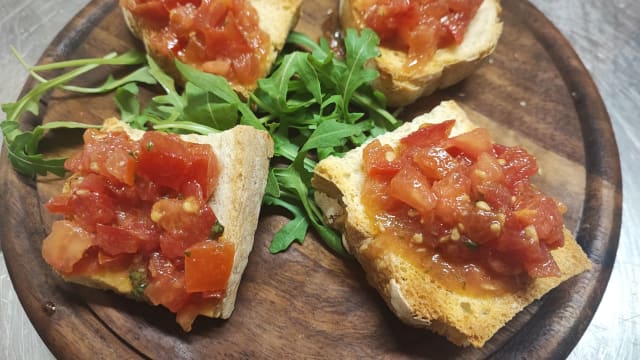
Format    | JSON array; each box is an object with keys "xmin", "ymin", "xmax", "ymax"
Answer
[{"xmin": 1, "ymin": 0, "xmax": 638, "ymax": 358}]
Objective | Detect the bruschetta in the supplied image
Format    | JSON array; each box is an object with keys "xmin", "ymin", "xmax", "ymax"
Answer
[
  {"xmin": 340, "ymin": 0, "xmax": 503, "ymax": 106},
  {"xmin": 311, "ymin": 101, "xmax": 591, "ymax": 347},
  {"xmin": 120, "ymin": 0, "xmax": 303, "ymax": 97},
  {"xmin": 42, "ymin": 118, "xmax": 273, "ymax": 331}
]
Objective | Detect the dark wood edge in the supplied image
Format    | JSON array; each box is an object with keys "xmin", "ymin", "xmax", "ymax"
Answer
[{"xmin": 490, "ymin": 1, "xmax": 622, "ymax": 359}]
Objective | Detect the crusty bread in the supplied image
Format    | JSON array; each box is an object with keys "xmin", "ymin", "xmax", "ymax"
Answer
[
  {"xmin": 62, "ymin": 118, "xmax": 274, "ymax": 321},
  {"xmin": 340, "ymin": 0, "xmax": 503, "ymax": 107},
  {"xmin": 121, "ymin": 0, "xmax": 303, "ymax": 97},
  {"xmin": 311, "ymin": 101, "xmax": 591, "ymax": 347}
]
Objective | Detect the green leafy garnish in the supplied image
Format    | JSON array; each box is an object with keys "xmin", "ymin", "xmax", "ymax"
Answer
[{"xmin": 1, "ymin": 50, "xmax": 148, "ymax": 176}]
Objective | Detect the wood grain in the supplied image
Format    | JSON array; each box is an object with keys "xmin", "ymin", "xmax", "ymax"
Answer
[{"xmin": 0, "ymin": 0, "xmax": 621, "ymax": 359}]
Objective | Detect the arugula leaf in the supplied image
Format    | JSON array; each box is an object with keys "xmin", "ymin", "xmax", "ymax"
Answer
[
  {"xmin": 60, "ymin": 66, "xmax": 156, "ymax": 94},
  {"xmin": 183, "ymin": 83, "xmax": 238, "ymax": 130},
  {"xmin": 251, "ymin": 29, "xmax": 400, "ymax": 254},
  {"xmin": 1, "ymin": 50, "xmax": 147, "ymax": 177},
  {"xmin": 175, "ymin": 60, "xmax": 264, "ymax": 130},
  {"xmin": 1, "ymin": 120, "xmax": 99, "ymax": 176},
  {"xmin": 263, "ymin": 195, "xmax": 309, "ymax": 253},
  {"xmin": 300, "ymin": 119, "xmax": 362, "ymax": 154}
]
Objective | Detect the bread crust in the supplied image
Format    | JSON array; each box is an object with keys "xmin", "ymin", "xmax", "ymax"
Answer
[
  {"xmin": 62, "ymin": 118, "xmax": 274, "ymax": 321},
  {"xmin": 340, "ymin": 0, "xmax": 503, "ymax": 107},
  {"xmin": 121, "ymin": 0, "xmax": 303, "ymax": 98},
  {"xmin": 311, "ymin": 101, "xmax": 591, "ymax": 347}
]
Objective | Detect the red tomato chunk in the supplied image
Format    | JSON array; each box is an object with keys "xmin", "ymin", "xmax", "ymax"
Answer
[
  {"xmin": 362, "ymin": 121, "xmax": 566, "ymax": 296},
  {"xmin": 121, "ymin": 0, "xmax": 270, "ymax": 86},
  {"xmin": 356, "ymin": 0, "xmax": 483, "ymax": 68},
  {"xmin": 42, "ymin": 127, "xmax": 232, "ymax": 330}
]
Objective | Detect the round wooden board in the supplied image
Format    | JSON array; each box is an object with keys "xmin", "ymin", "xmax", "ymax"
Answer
[{"xmin": 0, "ymin": 0, "xmax": 622, "ymax": 359}]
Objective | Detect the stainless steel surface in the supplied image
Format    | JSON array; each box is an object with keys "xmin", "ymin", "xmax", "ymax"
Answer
[{"xmin": 1, "ymin": 0, "xmax": 638, "ymax": 358}]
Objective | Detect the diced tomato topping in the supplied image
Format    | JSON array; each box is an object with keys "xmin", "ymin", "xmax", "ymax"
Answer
[
  {"xmin": 137, "ymin": 131, "xmax": 192, "ymax": 191},
  {"xmin": 499, "ymin": 146, "xmax": 539, "ymax": 188},
  {"xmin": 413, "ymin": 147, "xmax": 457, "ymax": 180},
  {"xmin": 400, "ymin": 120, "xmax": 455, "ymax": 148},
  {"xmin": 363, "ymin": 139, "xmax": 401, "ymax": 178},
  {"xmin": 152, "ymin": 197, "xmax": 217, "ymax": 258},
  {"xmin": 44, "ymin": 124, "xmax": 224, "ymax": 330},
  {"xmin": 145, "ymin": 253, "xmax": 192, "ymax": 312},
  {"xmin": 184, "ymin": 240, "xmax": 235, "ymax": 293},
  {"xmin": 361, "ymin": 119, "xmax": 567, "ymax": 294},
  {"xmin": 388, "ymin": 166, "xmax": 436, "ymax": 215},
  {"xmin": 65, "ymin": 129, "xmax": 137, "ymax": 185},
  {"xmin": 121, "ymin": 0, "xmax": 269, "ymax": 86},
  {"xmin": 137, "ymin": 132, "xmax": 218, "ymax": 197},
  {"xmin": 42, "ymin": 220, "xmax": 96, "ymax": 274},
  {"xmin": 357, "ymin": 0, "xmax": 483, "ymax": 67},
  {"xmin": 443, "ymin": 127, "xmax": 493, "ymax": 160}
]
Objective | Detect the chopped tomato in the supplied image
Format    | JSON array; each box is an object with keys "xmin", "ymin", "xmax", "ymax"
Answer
[
  {"xmin": 362, "ymin": 119, "xmax": 568, "ymax": 295},
  {"xmin": 358, "ymin": 0, "xmax": 483, "ymax": 67},
  {"xmin": 65, "ymin": 129, "xmax": 137, "ymax": 185},
  {"xmin": 45, "ymin": 124, "xmax": 226, "ymax": 330},
  {"xmin": 388, "ymin": 165, "xmax": 436, "ymax": 215},
  {"xmin": 137, "ymin": 132, "xmax": 218, "ymax": 197},
  {"xmin": 432, "ymin": 171, "xmax": 472, "ymax": 225},
  {"xmin": 499, "ymin": 146, "xmax": 538, "ymax": 189},
  {"xmin": 152, "ymin": 197, "xmax": 217, "ymax": 258},
  {"xmin": 145, "ymin": 253, "xmax": 191, "ymax": 312},
  {"xmin": 400, "ymin": 120, "xmax": 455, "ymax": 148},
  {"xmin": 122, "ymin": 0, "xmax": 269, "ymax": 86},
  {"xmin": 413, "ymin": 147, "xmax": 457, "ymax": 180},
  {"xmin": 184, "ymin": 240, "xmax": 235, "ymax": 293},
  {"xmin": 443, "ymin": 127, "xmax": 493, "ymax": 160},
  {"xmin": 137, "ymin": 131, "xmax": 191, "ymax": 191},
  {"xmin": 95, "ymin": 224, "xmax": 140, "ymax": 255},
  {"xmin": 363, "ymin": 139, "xmax": 401, "ymax": 178},
  {"xmin": 42, "ymin": 220, "xmax": 96, "ymax": 274}
]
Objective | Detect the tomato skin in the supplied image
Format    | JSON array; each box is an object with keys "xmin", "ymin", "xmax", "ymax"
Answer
[
  {"xmin": 388, "ymin": 165, "xmax": 436, "ymax": 215},
  {"xmin": 152, "ymin": 197, "xmax": 217, "ymax": 258},
  {"xmin": 363, "ymin": 139, "xmax": 401, "ymax": 178},
  {"xmin": 358, "ymin": 0, "xmax": 483, "ymax": 66},
  {"xmin": 42, "ymin": 220, "xmax": 96, "ymax": 274},
  {"xmin": 145, "ymin": 253, "xmax": 192, "ymax": 312},
  {"xmin": 184, "ymin": 240, "xmax": 235, "ymax": 293},
  {"xmin": 400, "ymin": 120, "xmax": 455, "ymax": 149},
  {"xmin": 443, "ymin": 127, "xmax": 493, "ymax": 160},
  {"xmin": 137, "ymin": 132, "xmax": 191, "ymax": 192},
  {"xmin": 137, "ymin": 132, "xmax": 218, "ymax": 197}
]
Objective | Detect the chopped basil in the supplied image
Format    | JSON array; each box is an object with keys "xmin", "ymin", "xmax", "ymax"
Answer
[
  {"xmin": 129, "ymin": 268, "xmax": 148, "ymax": 301},
  {"xmin": 210, "ymin": 220, "xmax": 224, "ymax": 238},
  {"xmin": 463, "ymin": 239, "xmax": 479, "ymax": 250}
]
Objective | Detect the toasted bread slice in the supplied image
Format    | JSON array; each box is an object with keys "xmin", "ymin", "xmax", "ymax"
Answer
[
  {"xmin": 47, "ymin": 119, "xmax": 273, "ymax": 324},
  {"xmin": 311, "ymin": 101, "xmax": 591, "ymax": 347},
  {"xmin": 121, "ymin": 0, "xmax": 303, "ymax": 97},
  {"xmin": 340, "ymin": 0, "xmax": 503, "ymax": 107}
]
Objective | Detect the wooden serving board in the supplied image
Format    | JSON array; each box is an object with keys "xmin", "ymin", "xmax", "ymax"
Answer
[{"xmin": 0, "ymin": 0, "xmax": 621, "ymax": 358}]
